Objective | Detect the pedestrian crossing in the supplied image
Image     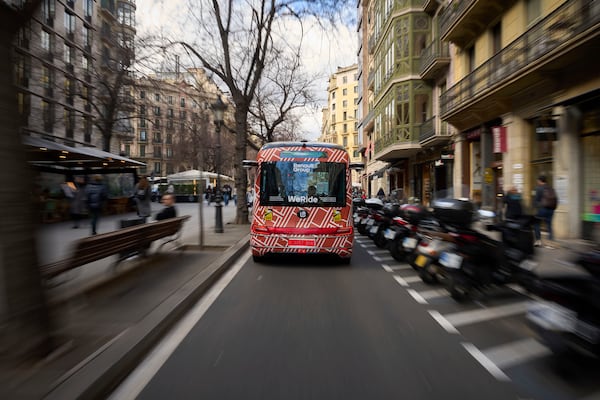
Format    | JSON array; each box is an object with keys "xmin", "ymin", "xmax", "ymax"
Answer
[{"xmin": 354, "ymin": 236, "xmax": 600, "ymax": 400}]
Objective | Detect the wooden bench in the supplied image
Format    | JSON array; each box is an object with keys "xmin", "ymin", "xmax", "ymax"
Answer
[{"xmin": 40, "ymin": 215, "xmax": 190, "ymax": 280}]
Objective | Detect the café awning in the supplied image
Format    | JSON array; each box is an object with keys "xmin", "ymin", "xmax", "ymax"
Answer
[{"xmin": 23, "ymin": 136, "xmax": 145, "ymax": 169}]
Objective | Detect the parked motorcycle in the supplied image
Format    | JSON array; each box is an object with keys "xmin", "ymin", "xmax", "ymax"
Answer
[
  {"xmin": 527, "ymin": 248, "xmax": 600, "ymax": 358},
  {"xmin": 385, "ymin": 204, "xmax": 428, "ymax": 262},
  {"xmin": 354, "ymin": 198, "xmax": 384, "ymax": 235},
  {"xmin": 436, "ymin": 199, "xmax": 537, "ymax": 301},
  {"xmin": 369, "ymin": 202, "xmax": 402, "ymax": 248}
]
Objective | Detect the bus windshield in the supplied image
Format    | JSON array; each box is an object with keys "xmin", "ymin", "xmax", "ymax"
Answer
[{"xmin": 259, "ymin": 161, "xmax": 346, "ymax": 207}]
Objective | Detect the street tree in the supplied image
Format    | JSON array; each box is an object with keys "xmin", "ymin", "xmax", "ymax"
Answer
[
  {"xmin": 0, "ymin": 0, "xmax": 54, "ymax": 361},
  {"xmin": 172, "ymin": 0, "xmax": 351, "ymax": 224}
]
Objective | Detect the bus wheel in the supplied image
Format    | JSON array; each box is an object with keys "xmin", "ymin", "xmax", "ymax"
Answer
[{"xmin": 340, "ymin": 257, "xmax": 351, "ymax": 265}]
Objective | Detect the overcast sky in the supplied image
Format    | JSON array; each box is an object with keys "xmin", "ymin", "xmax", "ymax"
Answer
[{"xmin": 135, "ymin": 1, "xmax": 357, "ymax": 140}]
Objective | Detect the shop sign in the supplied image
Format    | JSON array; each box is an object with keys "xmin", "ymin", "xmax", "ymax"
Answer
[
  {"xmin": 492, "ymin": 126, "xmax": 507, "ymax": 153},
  {"xmin": 535, "ymin": 119, "xmax": 558, "ymax": 141},
  {"xmin": 484, "ymin": 168, "xmax": 494, "ymax": 184},
  {"xmin": 441, "ymin": 150, "xmax": 454, "ymax": 160},
  {"xmin": 466, "ymin": 128, "xmax": 481, "ymax": 140}
]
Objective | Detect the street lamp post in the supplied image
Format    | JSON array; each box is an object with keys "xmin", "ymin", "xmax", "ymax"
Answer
[{"xmin": 212, "ymin": 96, "xmax": 227, "ymax": 234}]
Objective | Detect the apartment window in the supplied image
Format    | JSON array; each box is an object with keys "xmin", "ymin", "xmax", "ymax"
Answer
[
  {"xmin": 124, "ymin": 144, "xmax": 130, "ymax": 156},
  {"xmin": 64, "ymin": 77, "xmax": 75, "ymax": 101},
  {"xmin": 82, "ymin": 54, "xmax": 90, "ymax": 71},
  {"xmin": 83, "ymin": 0, "xmax": 93, "ymax": 17},
  {"xmin": 17, "ymin": 93, "xmax": 31, "ymax": 119},
  {"xmin": 41, "ymin": 30, "xmax": 51, "ymax": 52},
  {"xmin": 343, "ymin": 136, "xmax": 348, "ymax": 147},
  {"xmin": 166, "ymin": 133, "xmax": 172, "ymax": 144},
  {"xmin": 354, "ymin": 98, "xmax": 358, "ymax": 105},
  {"xmin": 343, "ymin": 111, "xmax": 347, "ymax": 120},
  {"xmin": 154, "ymin": 106, "xmax": 160, "ymax": 115},
  {"xmin": 492, "ymin": 22, "xmax": 502, "ymax": 54},
  {"xmin": 526, "ymin": 0, "xmax": 541, "ymax": 25},
  {"xmin": 42, "ymin": 100, "xmax": 54, "ymax": 131},
  {"xmin": 331, "ymin": 92, "xmax": 335, "ymax": 99},
  {"xmin": 154, "ymin": 93, "xmax": 160, "ymax": 101},
  {"xmin": 140, "ymin": 90, "xmax": 145, "ymax": 99},
  {"xmin": 139, "ymin": 130, "xmax": 147, "ymax": 141},
  {"xmin": 64, "ymin": 11, "xmax": 75, "ymax": 34},
  {"xmin": 354, "ymin": 109, "xmax": 358, "ymax": 119},
  {"xmin": 154, "ymin": 131, "xmax": 161, "ymax": 142},
  {"xmin": 167, "ymin": 108, "xmax": 174, "ymax": 117},
  {"xmin": 332, "ymin": 103, "xmax": 336, "ymax": 111},
  {"xmin": 139, "ymin": 144, "xmax": 146, "ymax": 157},
  {"xmin": 354, "ymin": 85, "xmax": 358, "ymax": 93},
  {"xmin": 118, "ymin": 2, "xmax": 135, "ymax": 27},
  {"xmin": 180, "ymin": 97, "xmax": 185, "ymax": 107},
  {"xmin": 140, "ymin": 119, "xmax": 146, "ymax": 128},
  {"xmin": 153, "ymin": 146, "xmax": 161, "ymax": 157},
  {"xmin": 64, "ymin": 108, "xmax": 74, "ymax": 133},
  {"xmin": 343, "ymin": 100, "xmax": 348, "ymax": 108},
  {"xmin": 83, "ymin": 117, "xmax": 92, "ymax": 142},
  {"xmin": 343, "ymin": 123, "xmax": 348, "ymax": 133},
  {"xmin": 342, "ymin": 76, "xmax": 348, "ymax": 84},
  {"xmin": 353, "ymin": 150, "xmax": 359, "ymax": 158},
  {"xmin": 42, "ymin": 0, "xmax": 55, "ymax": 21},
  {"xmin": 343, "ymin": 88, "xmax": 347, "ymax": 96},
  {"xmin": 331, "ymin": 114, "xmax": 336, "ymax": 124},
  {"xmin": 63, "ymin": 43, "xmax": 74, "ymax": 65},
  {"xmin": 41, "ymin": 65, "xmax": 53, "ymax": 90},
  {"xmin": 467, "ymin": 46, "xmax": 475, "ymax": 73},
  {"xmin": 168, "ymin": 96, "xmax": 173, "ymax": 104},
  {"xmin": 354, "ymin": 134, "xmax": 358, "ymax": 145},
  {"xmin": 180, "ymin": 110, "xmax": 186, "ymax": 119},
  {"xmin": 167, "ymin": 119, "xmax": 174, "ymax": 129},
  {"xmin": 154, "ymin": 119, "xmax": 160, "ymax": 128},
  {"xmin": 140, "ymin": 105, "xmax": 146, "ymax": 115},
  {"xmin": 166, "ymin": 147, "xmax": 173, "ymax": 158},
  {"xmin": 166, "ymin": 163, "xmax": 174, "ymax": 174},
  {"xmin": 354, "ymin": 121, "xmax": 358, "ymax": 130}
]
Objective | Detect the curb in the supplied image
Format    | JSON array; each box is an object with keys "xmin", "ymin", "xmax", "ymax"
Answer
[{"xmin": 44, "ymin": 234, "xmax": 250, "ymax": 400}]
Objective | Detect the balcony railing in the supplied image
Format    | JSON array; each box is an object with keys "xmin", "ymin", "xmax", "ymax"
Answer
[
  {"xmin": 418, "ymin": 117, "xmax": 435, "ymax": 143},
  {"xmin": 419, "ymin": 39, "xmax": 450, "ymax": 79},
  {"xmin": 439, "ymin": 0, "xmax": 475, "ymax": 40},
  {"xmin": 374, "ymin": 125, "xmax": 418, "ymax": 154},
  {"xmin": 441, "ymin": 0, "xmax": 600, "ymax": 117}
]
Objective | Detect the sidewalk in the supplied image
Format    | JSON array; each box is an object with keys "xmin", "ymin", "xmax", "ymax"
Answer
[{"xmin": 1, "ymin": 202, "xmax": 250, "ymax": 400}]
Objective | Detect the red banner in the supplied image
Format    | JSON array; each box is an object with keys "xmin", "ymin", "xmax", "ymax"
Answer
[{"xmin": 492, "ymin": 126, "xmax": 507, "ymax": 153}]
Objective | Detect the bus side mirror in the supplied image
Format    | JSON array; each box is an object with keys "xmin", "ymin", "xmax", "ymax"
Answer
[
  {"xmin": 242, "ymin": 160, "xmax": 258, "ymax": 169},
  {"xmin": 349, "ymin": 162, "xmax": 364, "ymax": 171}
]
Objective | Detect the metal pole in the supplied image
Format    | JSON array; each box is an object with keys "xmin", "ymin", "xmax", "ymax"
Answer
[
  {"xmin": 214, "ymin": 121, "xmax": 224, "ymax": 233},
  {"xmin": 198, "ymin": 179, "xmax": 204, "ymax": 248}
]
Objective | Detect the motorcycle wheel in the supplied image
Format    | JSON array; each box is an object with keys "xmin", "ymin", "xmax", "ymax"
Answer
[
  {"xmin": 418, "ymin": 268, "xmax": 438, "ymax": 284},
  {"xmin": 446, "ymin": 273, "xmax": 469, "ymax": 302},
  {"xmin": 389, "ymin": 236, "xmax": 407, "ymax": 262},
  {"xmin": 374, "ymin": 230, "xmax": 387, "ymax": 248},
  {"xmin": 357, "ymin": 224, "xmax": 368, "ymax": 235}
]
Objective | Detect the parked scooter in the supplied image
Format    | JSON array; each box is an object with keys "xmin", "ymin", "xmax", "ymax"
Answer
[
  {"xmin": 436, "ymin": 199, "xmax": 538, "ymax": 301},
  {"xmin": 527, "ymin": 248, "xmax": 600, "ymax": 358},
  {"xmin": 369, "ymin": 202, "xmax": 402, "ymax": 248},
  {"xmin": 354, "ymin": 198, "xmax": 384, "ymax": 235},
  {"xmin": 385, "ymin": 204, "xmax": 428, "ymax": 262}
]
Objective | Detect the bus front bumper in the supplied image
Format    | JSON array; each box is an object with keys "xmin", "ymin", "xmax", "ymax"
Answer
[{"xmin": 250, "ymin": 232, "xmax": 353, "ymax": 258}]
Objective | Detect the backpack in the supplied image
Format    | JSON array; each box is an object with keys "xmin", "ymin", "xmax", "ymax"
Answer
[{"xmin": 541, "ymin": 186, "xmax": 558, "ymax": 209}]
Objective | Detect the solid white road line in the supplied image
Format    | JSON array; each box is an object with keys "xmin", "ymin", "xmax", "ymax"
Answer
[
  {"xmin": 444, "ymin": 301, "xmax": 531, "ymax": 328},
  {"xmin": 407, "ymin": 289, "xmax": 428, "ymax": 304},
  {"xmin": 108, "ymin": 251, "xmax": 251, "ymax": 400},
  {"xmin": 428, "ymin": 310, "xmax": 459, "ymax": 334},
  {"xmin": 368, "ymin": 249, "xmax": 390, "ymax": 255},
  {"xmin": 393, "ymin": 275, "xmax": 409, "ymax": 287},
  {"xmin": 462, "ymin": 342, "xmax": 511, "ymax": 382},
  {"xmin": 381, "ymin": 264, "xmax": 394, "ymax": 273},
  {"xmin": 482, "ymin": 338, "xmax": 551, "ymax": 370},
  {"xmin": 374, "ymin": 256, "xmax": 395, "ymax": 262},
  {"xmin": 418, "ymin": 288, "xmax": 450, "ymax": 300}
]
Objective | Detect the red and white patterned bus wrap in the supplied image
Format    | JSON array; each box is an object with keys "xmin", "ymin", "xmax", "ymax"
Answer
[{"xmin": 250, "ymin": 143, "xmax": 354, "ymax": 261}]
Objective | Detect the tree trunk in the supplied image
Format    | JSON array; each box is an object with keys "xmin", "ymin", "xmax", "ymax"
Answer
[
  {"xmin": 0, "ymin": 11, "xmax": 54, "ymax": 361},
  {"xmin": 234, "ymin": 106, "xmax": 250, "ymax": 224}
]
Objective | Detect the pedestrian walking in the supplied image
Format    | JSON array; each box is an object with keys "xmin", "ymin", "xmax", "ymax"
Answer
[
  {"xmin": 86, "ymin": 174, "xmax": 107, "ymax": 235},
  {"xmin": 504, "ymin": 186, "xmax": 523, "ymax": 220},
  {"xmin": 155, "ymin": 194, "xmax": 177, "ymax": 220},
  {"xmin": 205, "ymin": 185, "xmax": 213, "ymax": 206},
  {"xmin": 134, "ymin": 176, "xmax": 152, "ymax": 222},
  {"xmin": 222, "ymin": 184, "xmax": 231, "ymax": 206},
  {"xmin": 232, "ymin": 186, "xmax": 237, "ymax": 205},
  {"xmin": 376, "ymin": 187, "xmax": 385, "ymax": 200},
  {"xmin": 533, "ymin": 175, "xmax": 558, "ymax": 248},
  {"xmin": 70, "ymin": 176, "xmax": 87, "ymax": 228}
]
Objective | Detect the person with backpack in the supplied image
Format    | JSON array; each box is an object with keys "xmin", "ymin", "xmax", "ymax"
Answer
[
  {"xmin": 86, "ymin": 175, "xmax": 108, "ymax": 235},
  {"xmin": 533, "ymin": 175, "xmax": 558, "ymax": 248}
]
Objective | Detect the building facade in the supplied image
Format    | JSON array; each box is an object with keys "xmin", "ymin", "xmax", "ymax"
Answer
[
  {"xmin": 358, "ymin": 0, "xmax": 600, "ymax": 239},
  {"xmin": 125, "ymin": 68, "xmax": 230, "ymax": 178},
  {"xmin": 319, "ymin": 65, "xmax": 362, "ymax": 186},
  {"xmin": 14, "ymin": 0, "xmax": 136, "ymax": 155}
]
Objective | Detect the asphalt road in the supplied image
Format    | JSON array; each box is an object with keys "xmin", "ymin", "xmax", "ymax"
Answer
[{"xmin": 112, "ymin": 234, "xmax": 600, "ymax": 400}]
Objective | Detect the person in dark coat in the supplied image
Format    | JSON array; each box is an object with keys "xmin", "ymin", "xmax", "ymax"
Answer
[
  {"xmin": 155, "ymin": 194, "xmax": 177, "ymax": 220},
  {"xmin": 70, "ymin": 176, "xmax": 87, "ymax": 228},
  {"xmin": 504, "ymin": 186, "xmax": 523, "ymax": 220},
  {"xmin": 134, "ymin": 176, "xmax": 152, "ymax": 222},
  {"xmin": 86, "ymin": 175, "xmax": 107, "ymax": 235}
]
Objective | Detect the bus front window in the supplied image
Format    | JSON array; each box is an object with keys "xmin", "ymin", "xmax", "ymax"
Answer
[{"xmin": 259, "ymin": 161, "xmax": 346, "ymax": 207}]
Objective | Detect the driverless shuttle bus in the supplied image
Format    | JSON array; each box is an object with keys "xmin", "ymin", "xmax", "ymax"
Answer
[{"xmin": 244, "ymin": 142, "xmax": 362, "ymax": 263}]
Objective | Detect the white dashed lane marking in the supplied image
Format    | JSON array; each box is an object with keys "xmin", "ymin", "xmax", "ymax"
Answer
[
  {"xmin": 462, "ymin": 342, "xmax": 511, "ymax": 382},
  {"xmin": 444, "ymin": 301, "xmax": 530, "ymax": 328},
  {"xmin": 481, "ymin": 338, "xmax": 551, "ymax": 370}
]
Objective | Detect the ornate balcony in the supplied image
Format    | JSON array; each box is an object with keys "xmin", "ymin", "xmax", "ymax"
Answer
[
  {"xmin": 419, "ymin": 39, "xmax": 450, "ymax": 81},
  {"xmin": 440, "ymin": 0, "xmax": 600, "ymax": 130},
  {"xmin": 440, "ymin": 0, "xmax": 516, "ymax": 47},
  {"xmin": 374, "ymin": 125, "xmax": 421, "ymax": 161},
  {"xmin": 419, "ymin": 117, "xmax": 451, "ymax": 146}
]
